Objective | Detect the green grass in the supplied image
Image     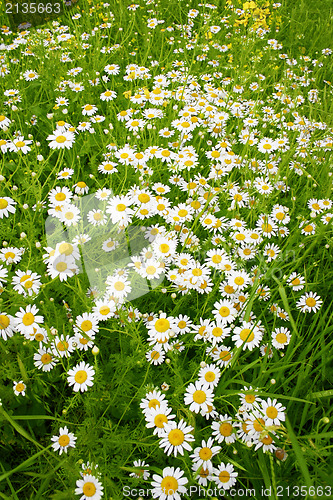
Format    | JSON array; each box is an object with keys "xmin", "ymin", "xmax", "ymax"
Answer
[{"xmin": 0, "ymin": 0, "xmax": 332, "ymax": 498}]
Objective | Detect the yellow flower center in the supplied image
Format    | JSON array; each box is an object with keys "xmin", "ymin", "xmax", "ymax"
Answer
[
  {"xmin": 55, "ymin": 192, "xmax": 66, "ymax": 201},
  {"xmin": 0, "ymin": 315, "xmax": 10, "ymax": 329},
  {"xmin": 155, "ymin": 318, "xmax": 170, "ymax": 333},
  {"xmin": 239, "ymin": 328, "xmax": 254, "ymax": 342},
  {"xmin": 168, "ymin": 429, "xmax": 185, "ymax": 446},
  {"xmin": 116, "ymin": 203, "xmax": 126, "ymax": 212},
  {"xmin": 114, "ymin": 281, "xmax": 125, "ymax": 291},
  {"xmin": 266, "ymin": 406, "xmax": 278, "ymax": 419},
  {"xmin": 55, "ymin": 135, "xmax": 67, "ymax": 143},
  {"xmin": 22, "ymin": 312, "xmax": 35, "ymax": 326},
  {"xmin": 245, "ymin": 394, "xmax": 255, "ymax": 404},
  {"xmin": 306, "ymin": 297, "xmax": 316, "ymax": 307},
  {"xmin": 57, "ymin": 340, "xmax": 69, "ymax": 351},
  {"xmin": 74, "ymin": 370, "xmax": 88, "ymax": 384},
  {"xmin": 58, "ymin": 435, "xmax": 70, "ymax": 447},
  {"xmin": 253, "ymin": 418, "xmax": 265, "ymax": 433},
  {"xmin": 56, "ymin": 262, "xmax": 67, "ymax": 272},
  {"xmin": 82, "ymin": 482, "xmax": 96, "ymax": 497},
  {"xmin": 275, "ymin": 332, "xmax": 287, "ymax": 344},
  {"xmin": 220, "ymin": 422, "xmax": 232, "ymax": 436},
  {"xmin": 193, "ymin": 390, "xmax": 206, "ymax": 404},
  {"xmin": 15, "ymin": 382, "xmax": 25, "ymax": 392},
  {"xmin": 148, "ymin": 398, "xmax": 160, "ymax": 409},
  {"xmin": 154, "ymin": 414, "xmax": 168, "ymax": 428},
  {"xmin": 204, "ymin": 371, "xmax": 216, "ymax": 382},
  {"xmin": 99, "ymin": 306, "xmax": 110, "ymax": 316},
  {"xmin": 199, "ymin": 447, "xmax": 213, "ymax": 460},
  {"xmin": 219, "ymin": 471, "xmax": 231, "ymax": 483},
  {"xmin": 41, "ymin": 353, "xmax": 52, "ymax": 364},
  {"xmin": 0, "ymin": 199, "xmax": 8, "ymax": 209},
  {"xmin": 212, "ymin": 327, "xmax": 223, "ymax": 338},
  {"xmin": 234, "ymin": 276, "xmax": 245, "ymax": 285},
  {"xmin": 219, "ymin": 306, "xmax": 230, "ymax": 317},
  {"xmin": 160, "ymin": 477, "xmax": 178, "ymax": 495}
]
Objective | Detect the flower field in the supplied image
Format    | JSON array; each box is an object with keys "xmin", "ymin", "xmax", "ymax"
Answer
[{"xmin": 0, "ymin": 0, "xmax": 332, "ymax": 498}]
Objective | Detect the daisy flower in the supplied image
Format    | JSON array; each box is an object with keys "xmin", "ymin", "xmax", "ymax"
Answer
[
  {"xmin": 184, "ymin": 380, "xmax": 214, "ymax": 414},
  {"xmin": 238, "ymin": 386, "xmax": 262, "ymax": 411},
  {"xmin": 211, "ymin": 414, "xmax": 237, "ymax": 444},
  {"xmin": 300, "ymin": 221, "xmax": 316, "ymax": 235},
  {"xmin": 92, "ymin": 300, "xmax": 115, "ymax": 321},
  {"xmin": 129, "ymin": 459, "xmax": 150, "ymax": 480},
  {"xmin": 287, "ymin": 272, "xmax": 305, "ymax": 291},
  {"xmin": 146, "ymin": 346, "xmax": 165, "ymax": 365},
  {"xmin": 82, "ymin": 104, "xmax": 98, "ymax": 116},
  {"xmin": 105, "ymin": 274, "xmax": 132, "ymax": 301},
  {"xmin": 47, "ymin": 254, "xmax": 77, "ymax": 281},
  {"xmin": 48, "ymin": 186, "xmax": 73, "ymax": 206},
  {"xmin": 15, "ymin": 305, "xmax": 44, "ymax": 336},
  {"xmin": 190, "ymin": 437, "xmax": 221, "ymax": 473},
  {"xmin": 232, "ymin": 322, "xmax": 263, "ymax": 351},
  {"xmin": 47, "ymin": 130, "xmax": 75, "ymax": 149},
  {"xmin": 51, "ymin": 426, "xmax": 77, "ymax": 455},
  {"xmin": 34, "ymin": 348, "xmax": 57, "ymax": 371},
  {"xmin": 58, "ymin": 203, "xmax": 81, "ymax": 226},
  {"xmin": 51, "ymin": 334, "xmax": 75, "ymax": 358},
  {"xmin": 198, "ymin": 363, "xmax": 221, "ymax": 388},
  {"xmin": 212, "ymin": 299, "xmax": 237, "ymax": 325},
  {"xmin": 260, "ymin": 398, "xmax": 286, "ymax": 425},
  {"xmin": 159, "ymin": 419, "xmax": 195, "ymax": 457},
  {"xmin": 140, "ymin": 389, "xmax": 167, "ymax": 415},
  {"xmin": 151, "ymin": 467, "xmax": 188, "ymax": 500},
  {"xmin": 75, "ymin": 474, "xmax": 103, "ymax": 500},
  {"xmin": 272, "ymin": 327, "xmax": 291, "ymax": 349},
  {"xmin": 67, "ymin": 361, "xmax": 95, "ymax": 392},
  {"xmin": 296, "ymin": 291, "xmax": 323, "ymax": 313},
  {"xmin": 13, "ymin": 380, "xmax": 26, "ymax": 396},
  {"xmin": 0, "ymin": 312, "xmax": 16, "ymax": 340},
  {"xmin": 98, "ymin": 161, "xmax": 118, "ymax": 175},
  {"xmin": 192, "ymin": 462, "xmax": 212, "ymax": 486},
  {"xmin": 57, "ymin": 168, "xmax": 74, "ymax": 180},
  {"xmin": 12, "ymin": 270, "xmax": 42, "ymax": 297},
  {"xmin": 106, "ymin": 195, "xmax": 134, "ymax": 226},
  {"xmin": 145, "ymin": 405, "xmax": 176, "ymax": 436},
  {"xmin": 0, "ymin": 197, "xmax": 16, "ymax": 218},
  {"xmin": 209, "ymin": 345, "xmax": 233, "ymax": 367},
  {"xmin": 212, "ymin": 462, "xmax": 238, "ymax": 490}
]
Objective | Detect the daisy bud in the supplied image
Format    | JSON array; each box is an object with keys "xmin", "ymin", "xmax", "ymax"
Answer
[
  {"xmin": 69, "ymin": 318, "xmax": 74, "ymax": 323},
  {"xmin": 12, "ymin": 185, "xmax": 18, "ymax": 190},
  {"xmin": 23, "ymin": 204, "xmax": 29, "ymax": 209},
  {"xmin": 270, "ymin": 378, "xmax": 276, "ymax": 384},
  {"xmin": 233, "ymin": 449, "xmax": 238, "ymax": 454},
  {"xmin": 31, "ymin": 172, "xmax": 36, "ymax": 177},
  {"xmin": 62, "ymin": 409, "xmax": 67, "ymax": 414},
  {"xmin": 171, "ymin": 293, "xmax": 177, "ymax": 299},
  {"xmin": 3, "ymin": 241, "xmax": 8, "ymax": 246},
  {"xmin": 20, "ymin": 232, "xmax": 27, "ymax": 239},
  {"xmin": 0, "ymin": 175, "xmax": 5, "ymax": 181},
  {"xmin": 321, "ymin": 417, "xmax": 329, "ymax": 424},
  {"xmin": 12, "ymin": 105, "xmax": 18, "ymax": 111},
  {"xmin": 92, "ymin": 346, "xmax": 100, "ymax": 356},
  {"xmin": 50, "ymin": 297, "xmax": 54, "ymax": 302},
  {"xmin": 37, "ymin": 155, "xmax": 44, "ymax": 161},
  {"xmin": 104, "ymin": 129, "xmax": 109, "ymax": 134},
  {"xmin": 47, "ymin": 113, "xmax": 53, "ymax": 119},
  {"xmin": 200, "ymin": 361, "xmax": 207, "ymax": 368},
  {"xmin": 165, "ymin": 358, "xmax": 170, "ymax": 364},
  {"xmin": 50, "ymin": 328, "xmax": 58, "ymax": 335}
]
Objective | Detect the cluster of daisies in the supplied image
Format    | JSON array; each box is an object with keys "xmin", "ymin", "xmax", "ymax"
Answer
[
  {"xmin": 0, "ymin": 0, "xmax": 332, "ymax": 497},
  {"xmin": 131, "ymin": 386, "xmax": 287, "ymax": 493}
]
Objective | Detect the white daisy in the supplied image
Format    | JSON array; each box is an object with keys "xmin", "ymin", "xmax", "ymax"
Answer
[
  {"xmin": 67, "ymin": 361, "xmax": 95, "ymax": 392},
  {"xmin": 159, "ymin": 419, "xmax": 195, "ymax": 456},
  {"xmin": 51, "ymin": 426, "xmax": 77, "ymax": 455}
]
